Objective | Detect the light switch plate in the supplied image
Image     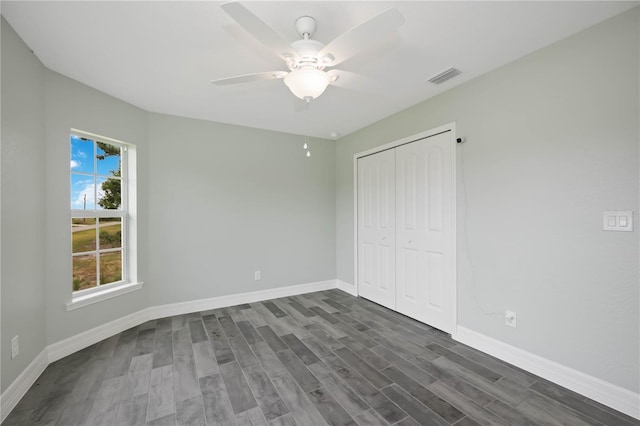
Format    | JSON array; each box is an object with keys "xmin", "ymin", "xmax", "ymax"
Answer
[{"xmin": 603, "ymin": 211, "xmax": 633, "ymax": 231}]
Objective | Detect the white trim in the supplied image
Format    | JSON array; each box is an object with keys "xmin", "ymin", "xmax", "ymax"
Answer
[
  {"xmin": 352, "ymin": 123, "xmax": 457, "ymax": 333},
  {"xmin": 354, "ymin": 122, "xmax": 456, "ymax": 159},
  {"xmin": 0, "ymin": 349, "xmax": 48, "ymax": 423},
  {"xmin": 70, "ymin": 128, "xmax": 132, "ymax": 147},
  {"xmin": 2, "ymin": 279, "xmax": 337, "ymax": 421},
  {"xmin": 56, "ymin": 279, "xmax": 334, "ymax": 360},
  {"xmin": 2, "ymin": 279, "xmax": 337, "ymax": 420},
  {"xmin": 353, "ymin": 152, "xmax": 359, "ymax": 299},
  {"xmin": 336, "ymin": 279, "xmax": 357, "ymax": 296},
  {"xmin": 149, "ymin": 279, "xmax": 336, "ymax": 319},
  {"xmin": 3, "ymin": 281, "xmax": 638, "ymax": 422},
  {"xmin": 49, "ymin": 307, "xmax": 151, "ymax": 362},
  {"xmin": 455, "ymin": 326, "xmax": 640, "ymax": 420},
  {"xmin": 450, "ymin": 125, "xmax": 458, "ymax": 333},
  {"xmin": 66, "ymin": 281, "xmax": 144, "ymax": 311}
]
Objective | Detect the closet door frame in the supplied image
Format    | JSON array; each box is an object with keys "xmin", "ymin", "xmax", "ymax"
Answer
[{"xmin": 353, "ymin": 122, "xmax": 457, "ymax": 334}]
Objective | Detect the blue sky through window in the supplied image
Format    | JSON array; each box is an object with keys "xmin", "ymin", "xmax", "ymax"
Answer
[{"xmin": 70, "ymin": 134, "xmax": 121, "ymax": 210}]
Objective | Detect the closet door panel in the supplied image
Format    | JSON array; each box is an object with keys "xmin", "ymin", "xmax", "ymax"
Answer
[
  {"xmin": 396, "ymin": 147, "xmax": 428, "ymax": 319},
  {"xmin": 395, "ymin": 132, "xmax": 453, "ymax": 332},
  {"xmin": 357, "ymin": 150, "xmax": 396, "ymax": 309}
]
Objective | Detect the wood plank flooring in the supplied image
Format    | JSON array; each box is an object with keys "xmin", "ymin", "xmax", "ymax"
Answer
[{"xmin": 3, "ymin": 290, "xmax": 638, "ymax": 426}]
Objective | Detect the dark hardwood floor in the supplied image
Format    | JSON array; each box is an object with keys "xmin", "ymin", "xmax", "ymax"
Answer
[{"xmin": 3, "ymin": 290, "xmax": 638, "ymax": 425}]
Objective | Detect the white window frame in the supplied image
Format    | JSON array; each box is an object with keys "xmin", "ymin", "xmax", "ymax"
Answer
[{"xmin": 67, "ymin": 129, "xmax": 142, "ymax": 311}]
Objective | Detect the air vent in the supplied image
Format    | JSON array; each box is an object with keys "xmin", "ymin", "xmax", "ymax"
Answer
[{"xmin": 428, "ymin": 67, "xmax": 462, "ymax": 85}]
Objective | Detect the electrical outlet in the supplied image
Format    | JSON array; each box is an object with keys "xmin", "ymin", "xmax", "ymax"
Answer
[
  {"xmin": 11, "ymin": 336, "xmax": 19, "ymax": 359},
  {"xmin": 505, "ymin": 310, "xmax": 517, "ymax": 328},
  {"xmin": 254, "ymin": 270, "xmax": 261, "ymax": 281}
]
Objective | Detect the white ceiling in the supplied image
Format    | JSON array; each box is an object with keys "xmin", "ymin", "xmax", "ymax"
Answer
[{"xmin": 2, "ymin": 1, "xmax": 636, "ymax": 139}]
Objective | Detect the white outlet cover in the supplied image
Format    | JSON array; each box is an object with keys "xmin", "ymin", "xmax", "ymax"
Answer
[
  {"xmin": 505, "ymin": 310, "xmax": 517, "ymax": 328},
  {"xmin": 603, "ymin": 211, "xmax": 633, "ymax": 231}
]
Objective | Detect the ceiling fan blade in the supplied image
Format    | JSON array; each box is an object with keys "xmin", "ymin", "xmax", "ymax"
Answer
[
  {"xmin": 319, "ymin": 8, "xmax": 404, "ymax": 66},
  {"xmin": 327, "ymin": 69, "xmax": 398, "ymax": 96},
  {"xmin": 327, "ymin": 69, "xmax": 373, "ymax": 92},
  {"xmin": 211, "ymin": 71, "xmax": 287, "ymax": 86},
  {"xmin": 221, "ymin": 2, "xmax": 297, "ymax": 60}
]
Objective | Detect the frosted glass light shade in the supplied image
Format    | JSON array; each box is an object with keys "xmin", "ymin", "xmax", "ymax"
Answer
[{"xmin": 284, "ymin": 68, "xmax": 330, "ymax": 101}]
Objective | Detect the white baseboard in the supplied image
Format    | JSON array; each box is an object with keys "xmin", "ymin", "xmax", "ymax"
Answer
[
  {"xmin": 336, "ymin": 279, "xmax": 357, "ymax": 296},
  {"xmin": 47, "ymin": 308, "xmax": 152, "ymax": 363},
  {"xmin": 149, "ymin": 279, "xmax": 337, "ymax": 319},
  {"xmin": 0, "ymin": 279, "xmax": 337, "ymax": 422},
  {"xmin": 454, "ymin": 326, "xmax": 640, "ymax": 420},
  {"xmin": 4, "ymin": 283, "xmax": 637, "ymax": 423},
  {"xmin": 0, "ymin": 349, "xmax": 48, "ymax": 423}
]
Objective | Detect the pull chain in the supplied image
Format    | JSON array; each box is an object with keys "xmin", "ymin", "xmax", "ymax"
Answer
[
  {"xmin": 302, "ymin": 101, "xmax": 311, "ymax": 157},
  {"xmin": 304, "ymin": 135, "xmax": 311, "ymax": 157}
]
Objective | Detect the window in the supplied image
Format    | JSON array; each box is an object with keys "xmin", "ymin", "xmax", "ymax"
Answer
[{"xmin": 70, "ymin": 130, "xmax": 137, "ymax": 300}]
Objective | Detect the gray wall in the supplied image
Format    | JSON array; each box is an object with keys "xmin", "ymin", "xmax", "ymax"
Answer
[
  {"xmin": 43, "ymin": 70, "xmax": 150, "ymax": 345},
  {"xmin": 1, "ymin": 15, "xmax": 336, "ymax": 390},
  {"xmin": 336, "ymin": 8, "xmax": 639, "ymax": 392},
  {"xmin": 147, "ymin": 113, "xmax": 336, "ymax": 305},
  {"xmin": 1, "ymin": 18, "xmax": 48, "ymax": 393}
]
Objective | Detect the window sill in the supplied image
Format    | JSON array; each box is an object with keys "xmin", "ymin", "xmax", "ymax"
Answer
[{"xmin": 66, "ymin": 281, "xmax": 144, "ymax": 311}]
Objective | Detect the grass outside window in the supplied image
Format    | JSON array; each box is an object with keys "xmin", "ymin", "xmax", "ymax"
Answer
[{"xmin": 71, "ymin": 217, "xmax": 123, "ymax": 291}]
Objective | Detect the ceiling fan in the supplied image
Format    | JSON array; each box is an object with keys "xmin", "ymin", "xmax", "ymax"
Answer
[{"xmin": 211, "ymin": 2, "xmax": 404, "ymax": 103}]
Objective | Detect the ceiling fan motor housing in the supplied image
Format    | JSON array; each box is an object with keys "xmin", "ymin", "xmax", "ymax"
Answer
[
  {"xmin": 290, "ymin": 39, "xmax": 325, "ymax": 67},
  {"xmin": 295, "ymin": 16, "xmax": 317, "ymax": 38},
  {"xmin": 289, "ymin": 16, "xmax": 327, "ymax": 71}
]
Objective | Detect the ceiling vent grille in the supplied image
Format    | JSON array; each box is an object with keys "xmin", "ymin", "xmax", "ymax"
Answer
[{"xmin": 428, "ymin": 67, "xmax": 461, "ymax": 85}]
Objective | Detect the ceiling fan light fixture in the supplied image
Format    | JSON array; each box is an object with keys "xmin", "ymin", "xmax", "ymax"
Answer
[
  {"xmin": 291, "ymin": 38, "xmax": 325, "ymax": 59},
  {"xmin": 284, "ymin": 68, "xmax": 330, "ymax": 101}
]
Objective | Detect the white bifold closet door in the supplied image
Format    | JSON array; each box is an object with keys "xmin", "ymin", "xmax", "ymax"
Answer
[
  {"xmin": 357, "ymin": 149, "xmax": 396, "ymax": 310},
  {"xmin": 395, "ymin": 132, "xmax": 453, "ymax": 332},
  {"xmin": 357, "ymin": 131, "xmax": 454, "ymax": 333}
]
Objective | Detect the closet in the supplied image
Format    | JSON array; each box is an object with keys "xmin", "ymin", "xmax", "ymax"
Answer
[{"xmin": 357, "ymin": 130, "xmax": 455, "ymax": 333}]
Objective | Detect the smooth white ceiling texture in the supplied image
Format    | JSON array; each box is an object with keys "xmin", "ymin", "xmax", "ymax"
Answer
[{"xmin": 2, "ymin": 1, "xmax": 636, "ymax": 139}]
